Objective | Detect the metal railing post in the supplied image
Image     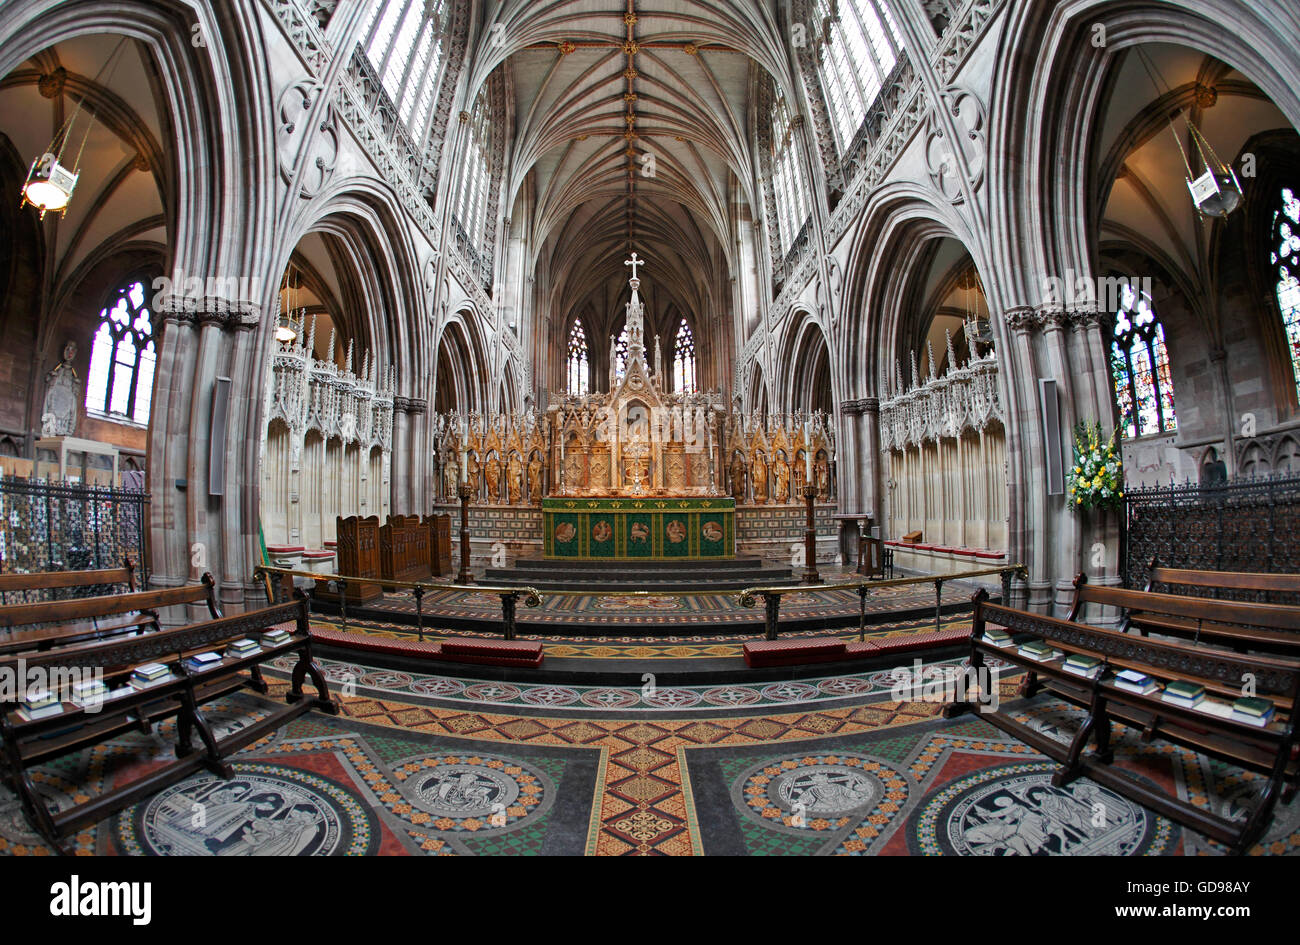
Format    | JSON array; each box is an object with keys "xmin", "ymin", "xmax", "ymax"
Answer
[
  {"xmin": 501, "ymin": 592, "xmax": 517, "ymax": 641},
  {"xmin": 764, "ymin": 592, "xmax": 781, "ymax": 641},
  {"xmin": 857, "ymin": 583, "xmax": 870, "ymax": 642},
  {"xmin": 413, "ymin": 585, "xmax": 425, "ymax": 642}
]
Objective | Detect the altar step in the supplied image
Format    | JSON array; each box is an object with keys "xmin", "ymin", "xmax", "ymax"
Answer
[{"xmin": 484, "ymin": 555, "xmax": 799, "ymax": 591}]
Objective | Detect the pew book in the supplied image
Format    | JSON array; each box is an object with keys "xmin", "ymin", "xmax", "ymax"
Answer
[
  {"xmin": 1062, "ymin": 654, "xmax": 1103, "ymax": 678},
  {"xmin": 129, "ymin": 663, "xmax": 175, "ymax": 689},
  {"xmin": 983, "ymin": 628, "xmax": 1014, "ymax": 648},
  {"xmin": 16, "ymin": 689, "xmax": 63, "ymax": 721},
  {"xmin": 1113, "ymin": 670, "xmax": 1158, "ymax": 695},
  {"xmin": 1018, "ymin": 640, "xmax": 1061, "ymax": 662},
  {"xmin": 261, "ymin": 628, "xmax": 292, "ymax": 647},
  {"xmin": 1232, "ymin": 697, "xmax": 1276, "ymax": 727},
  {"xmin": 1161, "ymin": 680, "xmax": 1207, "ymax": 708},
  {"xmin": 226, "ymin": 638, "xmax": 261, "ymax": 658},
  {"xmin": 71, "ymin": 679, "xmax": 110, "ymax": 707},
  {"xmin": 184, "ymin": 651, "xmax": 223, "ymax": 672}
]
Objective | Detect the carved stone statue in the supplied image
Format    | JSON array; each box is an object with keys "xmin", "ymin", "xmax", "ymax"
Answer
[
  {"xmin": 815, "ymin": 454, "xmax": 830, "ymax": 501},
  {"xmin": 41, "ymin": 341, "xmax": 79, "ymax": 437},
  {"xmin": 793, "ymin": 453, "xmax": 807, "ymax": 495},
  {"xmin": 730, "ymin": 453, "xmax": 746, "ymax": 499},
  {"xmin": 775, "ymin": 459, "xmax": 790, "ymax": 503},
  {"xmin": 467, "ymin": 453, "xmax": 480, "ymax": 492},
  {"xmin": 528, "ymin": 456, "xmax": 544, "ymax": 504},
  {"xmin": 444, "ymin": 459, "xmax": 459, "ymax": 498},
  {"xmin": 507, "ymin": 453, "xmax": 523, "ymax": 504},
  {"xmin": 752, "ymin": 455, "xmax": 768, "ymax": 502},
  {"xmin": 485, "ymin": 455, "xmax": 502, "ymax": 503}
]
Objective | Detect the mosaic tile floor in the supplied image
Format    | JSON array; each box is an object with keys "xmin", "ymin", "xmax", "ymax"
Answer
[{"xmin": 3, "ymin": 655, "xmax": 1296, "ymax": 856}]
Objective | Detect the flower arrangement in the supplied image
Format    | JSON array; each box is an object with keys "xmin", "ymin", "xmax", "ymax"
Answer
[{"xmin": 1068, "ymin": 421, "xmax": 1123, "ymax": 511}]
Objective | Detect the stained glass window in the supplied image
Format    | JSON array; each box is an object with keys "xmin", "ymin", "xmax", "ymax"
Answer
[
  {"xmin": 613, "ymin": 326, "xmax": 629, "ymax": 379},
  {"xmin": 86, "ymin": 279, "xmax": 155, "ymax": 426},
  {"xmin": 1110, "ymin": 283, "xmax": 1176, "ymax": 438},
  {"xmin": 811, "ymin": 0, "xmax": 905, "ymax": 153},
  {"xmin": 673, "ymin": 321, "xmax": 697, "ymax": 394},
  {"xmin": 566, "ymin": 320, "xmax": 589, "ymax": 396},
  {"xmin": 359, "ymin": 0, "xmax": 450, "ymax": 148},
  {"xmin": 770, "ymin": 94, "xmax": 812, "ymax": 254},
  {"xmin": 1272, "ymin": 186, "xmax": 1300, "ymax": 401}
]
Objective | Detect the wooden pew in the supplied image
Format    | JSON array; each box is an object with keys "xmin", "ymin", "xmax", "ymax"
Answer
[
  {"xmin": 424, "ymin": 513, "xmax": 452, "ymax": 576},
  {"xmin": 1066, "ymin": 572, "xmax": 1300, "ymax": 655},
  {"xmin": 949, "ymin": 590, "xmax": 1300, "ymax": 855},
  {"xmin": 0, "ymin": 596, "xmax": 336, "ymax": 854},
  {"xmin": 0, "ymin": 573, "xmax": 221, "ymax": 655},
  {"xmin": 0, "ymin": 558, "xmax": 136, "ymax": 600},
  {"xmin": 1144, "ymin": 560, "xmax": 1300, "ymax": 605}
]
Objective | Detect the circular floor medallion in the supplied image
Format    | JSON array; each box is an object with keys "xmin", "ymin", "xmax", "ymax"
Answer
[
  {"xmin": 910, "ymin": 762, "xmax": 1171, "ymax": 856},
  {"xmin": 394, "ymin": 754, "xmax": 548, "ymax": 831},
  {"xmin": 463, "ymin": 682, "xmax": 523, "ymax": 703},
  {"xmin": 520, "ymin": 685, "xmax": 580, "ymax": 707},
  {"xmin": 735, "ymin": 753, "xmax": 904, "ymax": 834},
  {"xmin": 119, "ymin": 763, "xmax": 375, "ymax": 856},
  {"xmin": 409, "ymin": 676, "xmax": 465, "ymax": 697},
  {"xmin": 816, "ymin": 676, "xmax": 875, "ymax": 696},
  {"xmin": 702, "ymin": 685, "xmax": 762, "ymax": 707},
  {"xmin": 760, "ymin": 681, "xmax": 820, "ymax": 703},
  {"xmin": 580, "ymin": 687, "xmax": 641, "ymax": 709}
]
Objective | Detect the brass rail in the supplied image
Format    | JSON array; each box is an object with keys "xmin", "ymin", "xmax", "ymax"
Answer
[
  {"xmin": 253, "ymin": 565, "xmax": 540, "ymax": 641},
  {"xmin": 738, "ymin": 564, "xmax": 1028, "ymax": 641},
  {"xmin": 254, "ymin": 562, "xmax": 1026, "ymax": 646}
]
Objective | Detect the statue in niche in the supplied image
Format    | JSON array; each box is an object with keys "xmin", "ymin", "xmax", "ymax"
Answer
[
  {"xmin": 730, "ymin": 454, "xmax": 746, "ymax": 499},
  {"xmin": 507, "ymin": 454, "xmax": 523, "ymax": 504},
  {"xmin": 793, "ymin": 452, "xmax": 807, "ymax": 495},
  {"xmin": 485, "ymin": 455, "xmax": 502, "ymax": 503},
  {"xmin": 815, "ymin": 453, "xmax": 831, "ymax": 501},
  {"xmin": 752, "ymin": 455, "xmax": 768, "ymax": 503},
  {"xmin": 444, "ymin": 458, "xmax": 459, "ymax": 498},
  {"xmin": 774, "ymin": 458, "xmax": 790, "ymax": 503},
  {"xmin": 41, "ymin": 341, "xmax": 79, "ymax": 437},
  {"xmin": 467, "ymin": 452, "xmax": 480, "ymax": 493},
  {"xmin": 528, "ymin": 455, "xmax": 544, "ymax": 503}
]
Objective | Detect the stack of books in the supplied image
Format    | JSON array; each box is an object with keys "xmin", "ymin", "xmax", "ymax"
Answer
[
  {"xmin": 1231, "ymin": 696, "xmax": 1276, "ymax": 727},
  {"xmin": 71, "ymin": 678, "xmax": 110, "ymax": 708},
  {"xmin": 1018, "ymin": 640, "xmax": 1060, "ymax": 662},
  {"xmin": 1161, "ymin": 680, "xmax": 1207, "ymax": 708},
  {"xmin": 184, "ymin": 651, "xmax": 222, "ymax": 672},
  {"xmin": 983, "ymin": 627, "xmax": 1014, "ymax": 648},
  {"xmin": 129, "ymin": 662, "xmax": 172, "ymax": 689},
  {"xmin": 261, "ymin": 627, "xmax": 291, "ymax": 647},
  {"xmin": 17, "ymin": 688, "xmax": 63, "ymax": 721},
  {"xmin": 226, "ymin": 638, "xmax": 261, "ymax": 658},
  {"xmin": 1112, "ymin": 669, "xmax": 1158, "ymax": 695},
  {"xmin": 1062, "ymin": 654, "xmax": 1104, "ymax": 679}
]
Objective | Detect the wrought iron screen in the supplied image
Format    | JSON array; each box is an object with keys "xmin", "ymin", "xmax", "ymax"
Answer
[
  {"xmin": 1124, "ymin": 474, "xmax": 1300, "ymax": 599},
  {"xmin": 0, "ymin": 476, "xmax": 149, "ymax": 599}
]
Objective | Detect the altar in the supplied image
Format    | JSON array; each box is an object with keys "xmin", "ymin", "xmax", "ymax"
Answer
[{"xmin": 543, "ymin": 496, "xmax": 734, "ymax": 559}]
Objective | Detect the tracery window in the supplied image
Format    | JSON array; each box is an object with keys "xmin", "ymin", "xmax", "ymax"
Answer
[
  {"xmin": 86, "ymin": 279, "xmax": 155, "ymax": 426},
  {"xmin": 673, "ymin": 321, "xmax": 697, "ymax": 394},
  {"xmin": 1110, "ymin": 283, "xmax": 1177, "ymax": 438},
  {"xmin": 359, "ymin": 0, "xmax": 449, "ymax": 147},
  {"xmin": 769, "ymin": 94, "xmax": 813, "ymax": 254},
  {"xmin": 613, "ymin": 326, "xmax": 629, "ymax": 379},
  {"xmin": 1272, "ymin": 186, "xmax": 1300, "ymax": 402},
  {"xmin": 810, "ymin": 0, "xmax": 905, "ymax": 152},
  {"xmin": 453, "ymin": 84, "xmax": 493, "ymax": 256},
  {"xmin": 566, "ymin": 320, "xmax": 590, "ymax": 396}
]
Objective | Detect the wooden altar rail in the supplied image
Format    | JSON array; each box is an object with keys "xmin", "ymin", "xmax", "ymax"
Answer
[
  {"xmin": 738, "ymin": 565, "xmax": 1028, "ymax": 641},
  {"xmin": 254, "ymin": 565, "xmax": 541, "ymax": 642}
]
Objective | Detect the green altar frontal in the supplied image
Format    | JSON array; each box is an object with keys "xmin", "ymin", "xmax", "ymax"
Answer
[{"xmin": 542, "ymin": 496, "xmax": 735, "ymax": 559}]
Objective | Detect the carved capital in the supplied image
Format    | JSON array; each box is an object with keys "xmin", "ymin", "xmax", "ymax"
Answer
[{"xmin": 1003, "ymin": 307, "xmax": 1037, "ymax": 335}]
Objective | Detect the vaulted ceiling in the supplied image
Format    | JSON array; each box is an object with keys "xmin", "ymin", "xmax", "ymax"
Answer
[{"xmin": 473, "ymin": 1, "xmax": 791, "ymax": 337}]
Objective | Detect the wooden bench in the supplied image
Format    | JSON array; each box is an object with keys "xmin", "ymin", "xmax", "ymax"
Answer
[
  {"xmin": 0, "ymin": 596, "xmax": 336, "ymax": 854},
  {"xmin": 1145, "ymin": 560, "xmax": 1300, "ymax": 605},
  {"xmin": 1067, "ymin": 572, "xmax": 1300, "ymax": 655},
  {"xmin": 0, "ymin": 573, "xmax": 221, "ymax": 655},
  {"xmin": 948, "ymin": 590, "xmax": 1300, "ymax": 854},
  {"xmin": 0, "ymin": 559, "xmax": 137, "ymax": 601}
]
